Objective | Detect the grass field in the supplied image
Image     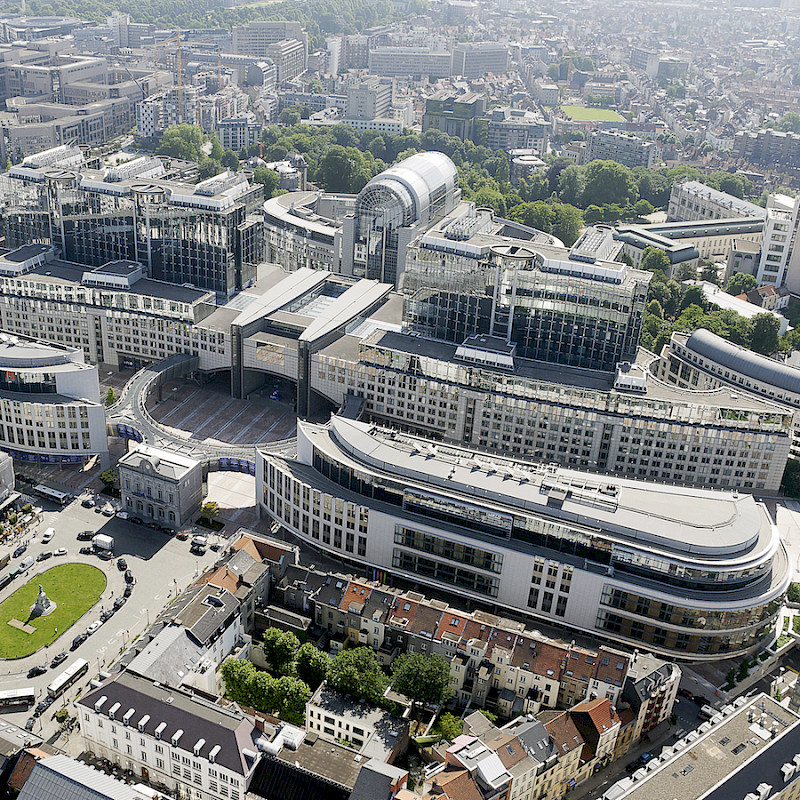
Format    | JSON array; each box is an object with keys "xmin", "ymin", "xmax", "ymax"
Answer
[
  {"xmin": 560, "ymin": 105, "xmax": 624, "ymax": 122},
  {"xmin": 0, "ymin": 564, "xmax": 106, "ymax": 659}
]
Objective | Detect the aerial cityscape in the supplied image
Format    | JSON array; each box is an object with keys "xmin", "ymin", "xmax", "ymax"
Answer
[{"xmin": 1, "ymin": 0, "xmax": 800, "ymax": 799}]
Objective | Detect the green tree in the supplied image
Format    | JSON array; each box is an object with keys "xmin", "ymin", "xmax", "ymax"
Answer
[
  {"xmin": 197, "ymin": 159, "xmax": 224, "ymax": 180},
  {"xmin": 750, "ymin": 313, "xmax": 780, "ymax": 355},
  {"xmin": 327, "ymin": 647, "xmax": 388, "ymax": 703},
  {"xmin": 104, "ymin": 387, "xmax": 117, "ymax": 407},
  {"xmin": 316, "ymin": 145, "xmax": 374, "ymax": 193},
  {"xmin": 640, "ymin": 247, "xmax": 671, "ymax": 281},
  {"xmin": 220, "ymin": 657, "xmax": 256, "ymax": 705},
  {"xmin": 221, "ymin": 151, "xmax": 240, "ymax": 171},
  {"xmin": 209, "ymin": 132, "xmax": 224, "ymax": 161},
  {"xmin": 725, "ymin": 272, "xmax": 758, "ymax": 296},
  {"xmin": 250, "ymin": 669, "xmax": 277, "ymax": 711},
  {"xmin": 99, "ymin": 469, "xmax": 118, "ymax": 489},
  {"xmin": 584, "ymin": 204, "xmax": 604, "ymax": 224},
  {"xmin": 276, "ymin": 676, "xmax": 312, "ymax": 725},
  {"xmin": 680, "ymin": 285, "xmax": 706, "ymax": 311},
  {"xmin": 473, "ymin": 186, "xmax": 507, "ymax": 217},
  {"xmin": 252, "ymin": 167, "xmax": 280, "ymax": 199},
  {"xmin": 391, "ymin": 652, "xmax": 452, "ymax": 712},
  {"xmin": 778, "ymin": 112, "xmax": 800, "ymax": 133},
  {"xmin": 700, "ymin": 264, "xmax": 721, "ymax": 285},
  {"xmin": 647, "ymin": 299, "xmax": 664, "ymax": 318},
  {"xmin": 581, "ymin": 160, "xmax": 638, "ymax": 208},
  {"xmin": 200, "ymin": 501, "xmax": 219, "ymax": 521},
  {"xmin": 279, "ymin": 108, "xmax": 301, "ymax": 126},
  {"xmin": 634, "ymin": 198, "xmax": 654, "ymax": 217},
  {"xmin": 673, "ymin": 263, "xmax": 697, "ymax": 282},
  {"xmin": 295, "ymin": 642, "xmax": 329, "ymax": 689},
  {"xmin": 508, "ymin": 200, "xmax": 554, "ymax": 232},
  {"xmin": 157, "ymin": 124, "xmax": 206, "ymax": 162},
  {"xmin": 557, "ymin": 165, "xmax": 584, "ymax": 205},
  {"xmin": 261, "ymin": 628, "xmax": 300, "ymax": 674},
  {"xmin": 550, "ymin": 203, "xmax": 583, "ymax": 246},
  {"xmin": 434, "ymin": 712, "xmax": 463, "ymax": 742}
]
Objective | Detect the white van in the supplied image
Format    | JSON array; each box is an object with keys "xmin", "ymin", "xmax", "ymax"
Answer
[{"xmin": 41, "ymin": 527, "xmax": 55, "ymax": 544}]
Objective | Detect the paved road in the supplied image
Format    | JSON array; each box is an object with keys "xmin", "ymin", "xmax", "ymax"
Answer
[{"xmin": 0, "ymin": 491, "xmax": 219, "ymax": 739}]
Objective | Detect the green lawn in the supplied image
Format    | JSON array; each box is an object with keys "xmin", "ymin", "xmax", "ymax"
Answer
[
  {"xmin": 560, "ymin": 105, "xmax": 624, "ymax": 122},
  {"xmin": 0, "ymin": 564, "xmax": 106, "ymax": 659}
]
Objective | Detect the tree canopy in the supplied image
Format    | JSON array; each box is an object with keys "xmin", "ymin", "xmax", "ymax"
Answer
[
  {"xmin": 391, "ymin": 652, "xmax": 452, "ymax": 710},
  {"xmin": 327, "ymin": 647, "xmax": 388, "ymax": 704}
]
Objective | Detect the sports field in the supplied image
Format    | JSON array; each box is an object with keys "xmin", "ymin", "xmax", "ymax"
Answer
[
  {"xmin": 560, "ymin": 105, "xmax": 624, "ymax": 122},
  {"xmin": 0, "ymin": 564, "xmax": 106, "ymax": 658}
]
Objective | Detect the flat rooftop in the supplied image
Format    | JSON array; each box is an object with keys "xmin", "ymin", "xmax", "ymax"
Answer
[
  {"xmin": 604, "ymin": 695, "xmax": 800, "ymax": 800},
  {"xmin": 301, "ymin": 415, "xmax": 775, "ymax": 563}
]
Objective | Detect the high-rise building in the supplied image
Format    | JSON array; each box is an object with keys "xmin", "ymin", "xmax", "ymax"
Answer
[
  {"xmin": 422, "ymin": 91, "xmax": 486, "ymax": 141},
  {"xmin": 266, "ymin": 38, "xmax": 307, "ymax": 84},
  {"xmin": 486, "ymin": 106, "xmax": 548, "ymax": 152},
  {"xmin": 345, "ymin": 77, "xmax": 393, "ymax": 120},
  {"xmin": 2, "ymin": 150, "xmax": 264, "ymax": 296},
  {"xmin": 405, "ymin": 224, "xmax": 652, "ymax": 372},
  {"xmin": 368, "ymin": 47, "xmax": 452, "ymax": 79},
  {"xmin": 231, "ymin": 20, "xmax": 307, "ymax": 58},
  {"xmin": 451, "ymin": 42, "xmax": 509, "ymax": 77}
]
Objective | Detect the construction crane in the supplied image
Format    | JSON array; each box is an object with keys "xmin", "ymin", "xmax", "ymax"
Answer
[{"xmin": 151, "ymin": 34, "xmax": 218, "ymax": 123}]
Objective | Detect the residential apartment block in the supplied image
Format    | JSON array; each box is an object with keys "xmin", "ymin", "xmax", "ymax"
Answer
[{"xmin": 586, "ymin": 129, "xmax": 656, "ymax": 169}]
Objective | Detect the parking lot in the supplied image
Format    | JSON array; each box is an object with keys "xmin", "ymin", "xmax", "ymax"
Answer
[{"xmin": 0, "ymin": 490, "xmax": 219, "ymax": 738}]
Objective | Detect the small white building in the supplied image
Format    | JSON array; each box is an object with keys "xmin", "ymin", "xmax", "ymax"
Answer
[
  {"xmin": 118, "ymin": 444, "xmax": 203, "ymax": 528},
  {"xmin": 692, "ymin": 281, "xmax": 789, "ymax": 335},
  {"xmin": 306, "ymin": 684, "xmax": 408, "ymax": 763}
]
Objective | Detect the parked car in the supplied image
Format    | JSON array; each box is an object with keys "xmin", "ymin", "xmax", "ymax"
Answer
[
  {"xmin": 145, "ymin": 522, "xmax": 159, "ymax": 530},
  {"xmin": 41, "ymin": 527, "xmax": 54, "ymax": 544},
  {"xmin": 36, "ymin": 551, "xmax": 52, "ymax": 562},
  {"xmin": 116, "ymin": 558, "xmax": 127, "ymax": 571},
  {"xmin": 113, "ymin": 597, "xmax": 126, "ymax": 610},
  {"xmin": 100, "ymin": 609, "xmax": 113, "ymax": 622},
  {"xmin": 123, "ymin": 584, "xmax": 133, "ymax": 598},
  {"xmin": 94, "ymin": 506, "xmax": 103, "ymax": 514},
  {"xmin": 97, "ymin": 550, "xmax": 113, "ymax": 561},
  {"xmin": 79, "ymin": 546, "xmax": 93, "ymax": 555},
  {"xmin": 81, "ymin": 498, "xmax": 95, "ymax": 508},
  {"xmin": 12, "ymin": 544, "xmax": 26, "ymax": 558},
  {"xmin": 50, "ymin": 651, "xmax": 67, "ymax": 668},
  {"xmin": 190, "ymin": 544, "xmax": 206, "ymax": 555},
  {"xmin": 33, "ymin": 702, "xmax": 47, "ymax": 718},
  {"xmin": 54, "ymin": 547, "xmax": 67, "ymax": 556},
  {"xmin": 210, "ymin": 543, "xmax": 221, "ymax": 552},
  {"xmin": 116, "ymin": 510, "xmax": 130, "ymax": 520},
  {"xmin": 86, "ymin": 620, "xmax": 102, "ymax": 634},
  {"xmin": 678, "ymin": 688, "xmax": 693, "ymax": 700},
  {"xmin": 101, "ymin": 505, "xmax": 115, "ymax": 517},
  {"xmin": 691, "ymin": 694, "xmax": 708, "ymax": 707},
  {"xmin": 24, "ymin": 717, "xmax": 35, "ymax": 731},
  {"xmin": 27, "ymin": 664, "xmax": 47, "ymax": 678},
  {"xmin": 71, "ymin": 633, "xmax": 87, "ymax": 650},
  {"xmin": 130, "ymin": 516, "xmax": 143, "ymax": 525},
  {"xmin": 76, "ymin": 531, "xmax": 93, "ymax": 541},
  {"xmin": 158, "ymin": 525, "xmax": 172, "ymax": 534},
  {"xmin": 19, "ymin": 556, "xmax": 34, "ymax": 573},
  {"xmin": 625, "ymin": 754, "xmax": 653, "ymax": 774},
  {"xmin": 124, "ymin": 569, "xmax": 135, "ymax": 584},
  {"xmin": 176, "ymin": 531, "xmax": 189, "ymax": 541}
]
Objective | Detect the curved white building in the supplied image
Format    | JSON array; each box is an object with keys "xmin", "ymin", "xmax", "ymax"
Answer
[
  {"xmin": 0, "ymin": 333, "xmax": 108, "ymax": 466},
  {"xmin": 259, "ymin": 415, "xmax": 789, "ymax": 660}
]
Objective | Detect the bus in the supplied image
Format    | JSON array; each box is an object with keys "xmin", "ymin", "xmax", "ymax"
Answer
[
  {"xmin": 0, "ymin": 686, "xmax": 36, "ymax": 710},
  {"xmin": 47, "ymin": 658, "xmax": 88, "ymax": 698},
  {"xmin": 33, "ymin": 485, "xmax": 71, "ymax": 506}
]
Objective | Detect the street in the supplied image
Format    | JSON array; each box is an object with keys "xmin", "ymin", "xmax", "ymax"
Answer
[{"xmin": 0, "ymin": 491, "xmax": 220, "ymax": 740}]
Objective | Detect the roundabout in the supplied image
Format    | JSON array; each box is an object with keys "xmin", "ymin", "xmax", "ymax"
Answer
[{"xmin": 0, "ymin": 564, "xmax": 106, "ymax": 659}]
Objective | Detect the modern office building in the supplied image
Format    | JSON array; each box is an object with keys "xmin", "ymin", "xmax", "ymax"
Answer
[
  {"xmin": 231, "ymin": 20, "xmax": 307, "ymax": 59},
  {"xmin": 451, "ymin": 42, "xmax": 509, "ymax": 77},
  {"xmin": 486, "ymin": 107, "xmax": 548, "ymax": 152},
  {"xmin": 668, "ymin": 180, "xmax": 767, "ymax": 223},
  {"xmin": 368, "ymin": 47, "xmax": 452, "ymax": 79},
  {"xmin": 0, "ymin": 319, "xmax": 108, "ymax": 466},
  {"xmin": 404, "ymin": 224, "xmax": 652, "ymax": 372},
  {"xmin": 586, "ymin": 129, "xmax": 656, "ymax": 169},
  {"xmin": 422, "ymin": 91, "xmax": 487, "ymax": 142},
  {"xmin": 344, "ymin": 77, "xmax": 393, "ymax": 120},
  {"xmin": 136, "ymin": 86, "xmax": 199, "ymax": 137},
  {"xmin": 259, "ymin": 414, "xmax": 790, "ymax": 659},
  {"xmin": 118, "ymin": 444, "xmax": 203, "ymax": 528},
  {"xmin": 1, "ymin": 147, "xmax": 264, "ymax": 296},
  {"xmin": 265, "ymin": 38, "xmax": 307, "ymax": 84},
  {"xmin": 341, "ymin": 151, "xmax": 461, "ymax": 285}
]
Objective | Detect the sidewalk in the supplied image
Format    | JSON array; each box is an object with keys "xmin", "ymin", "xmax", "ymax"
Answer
[{"xmin": 571, "ymin": 721, "xmax": 673, "ymax": 800}]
